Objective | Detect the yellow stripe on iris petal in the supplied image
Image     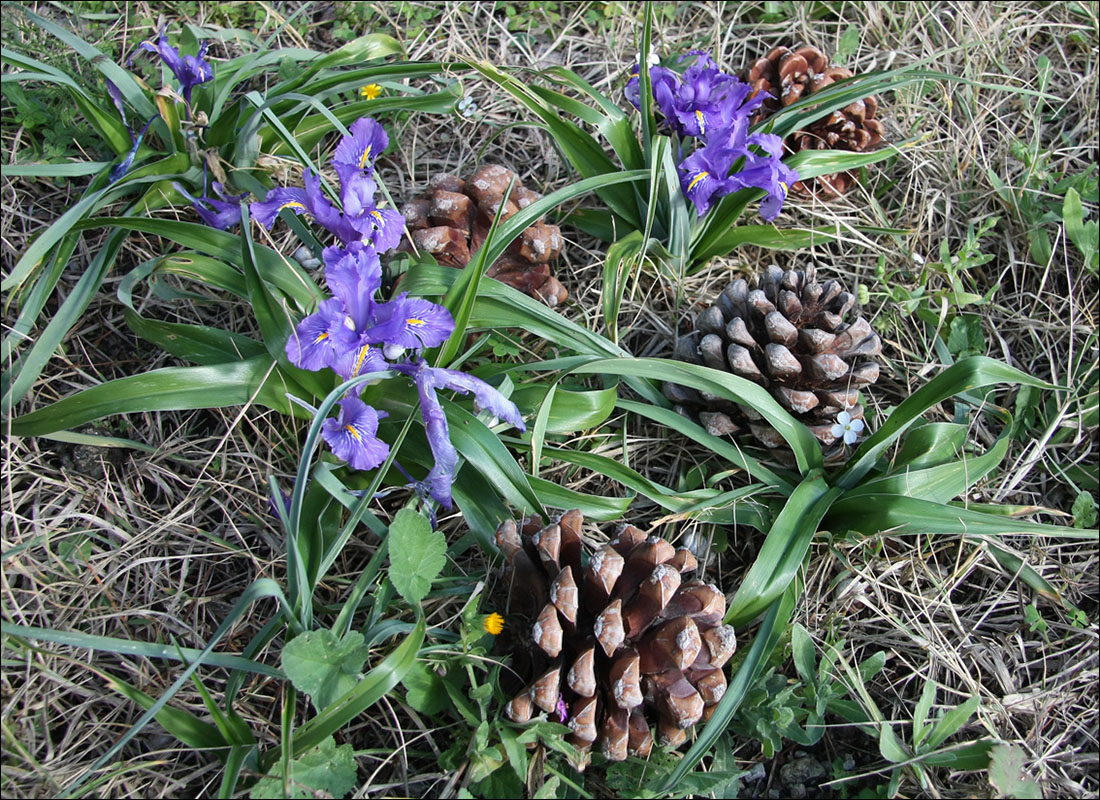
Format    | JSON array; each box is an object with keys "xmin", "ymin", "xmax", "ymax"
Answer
[
  {"xmin": 407, "ymin": 318, "xmax": 426, "ymax": 326},
  {"xmin": 359, "ymin": 145, "xmax": 372, "ymax": 170},
  {"xmin": 695, "ymin": 110, "xmax": 706, "ymax": 134},
  {"xmin": 313, "ymin": 331, "xmax": 329, "ymax": 344},
  {"xmin": 345, "ymin": 425, "xmax": 362, "ymax": 442},
  {"xmin": 687, "ymin": 171, "xmax": 709, "ymax": 192},
  {"xmin": 352, "ymin": 345, "xmax": 370, "ymax": 375},
  {"xmin": 279, "ymin": 201, "xmax": 307, "ymax": 212}
]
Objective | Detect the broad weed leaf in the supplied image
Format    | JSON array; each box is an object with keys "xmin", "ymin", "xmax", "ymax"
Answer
[
  {"xmin": 388, "ymin": 508, "xmax": 446, "ymax": 606},
  {"xmin": 987, "ymin": 743, "xmax": 1042, "ymax": 799},
  {"xmin": 250, "ymin": 736, "xmax": 356, "ymax": 799},
  {"xmin": 281, "ymin": 629, "xmax": 370, "ymax": 712},
  {"xmin": 401, "ymin": 661, "xmax": 450, "ymax": 715}
]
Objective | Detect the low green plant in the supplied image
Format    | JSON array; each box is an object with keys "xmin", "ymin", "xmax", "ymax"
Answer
[
  {"xmin": 872, "ymin": 215, "xmax": 1000, "ymax": 360},
  {"xmin": 986, "ymin": 53, "xmax": 1099, "ymax": 274},
  {"xmin": 732, "ymin": 624, "xmax": 886, "ymax": 758}
]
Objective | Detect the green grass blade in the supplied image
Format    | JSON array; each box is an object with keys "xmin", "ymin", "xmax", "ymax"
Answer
[
  {"xmin": 1, "ymin": 185, "xmax": 114, "ymax": 293},
  {"xmin": 2, "ymin": 162, "xmax": 112, "ymax": 177},
  {"xmin": 445, "ymin": 399, "xmax": 546, "ymax": 520},
  {"xmin": 2, "ymin": 228, "xmax": 125, "ymax": 412},
  {"xmin": 464, "ymin": 59, "xmax": 641, "ymax": 226},
  {"xmin": 569, "ymin": 358, "xmax": 824, "ymax": 474},
  {"xmin": 510, "ymin": 384, "xmax": 617, "ymax": 435},
  {"xmin": 102, "ymin": 674, "xmax": 227, "ymax": 749},
  {"xmin": 846, "ymin": 428, "xmax": 1011, "ymax": 504},
  {"xmin": 617, "ymin": 399, "xmax": 794, "ymax": 492},
  {"xmin": 0, "ymin": 622, "xmax": 283, "ymax": 677},
  {"xmin": 726, "ymin": 474, "xmax": 840, "ymax": 627},
  {"xmin": 825, "ymin": 494, "xmax": 1091, "ymax": 537},
  {"xmin": 837, "ymin": 357, "xmax": 1057, "ymax": 489},
  {"xmin": 9, "ymin": 356, "xmax": 300, "ymax": 437},
  {"xmin": 19, "ymin": 9, "xmax": 157, "ymax": 119},
  {"xmin": 124, "ymin": 310, "xmax": 267, "ymax": 365},
  {"xmin": 57, "ymin": 579, "xmax": 298, "ymax": 797},
  {"xmin": 541, "ymin": 65, "xmax": 644, "ymax": 169}
]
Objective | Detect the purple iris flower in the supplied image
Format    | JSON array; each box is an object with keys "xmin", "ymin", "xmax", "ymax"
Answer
[
  {"xmin": 729, "ymin": 153, "xmax": 799, "ymax": 221},
  {"xmin": 173, "ymin": 180, "xmax": 246, "ymax": 230},
  {"xmin": 392, "ymin": 360, "xmax": 525, "ymax": 508},
  {"xmin": 702, "ymin": 125, "xmax": 799, "ymax": 221},
  {"xmin": 628, "ymin": 52, "xmax": 763, "ymax": 142},
  {"xmin": 322, "ymin": 397, "xmax": 390, "ymax": 471},
  {"xmin": 251, "ymin": 169, "xmax": 359, "ymax": 243},
  {"xmin": 133, "ymin": 26, "xmax": 213, "ymax": 105},
  {"xmin": 336, "ymin": 169, "xmax": 406, "ymax": 251},
  {"xmin": 323, "ymin": 243, "xmax": 382, "ymax": 330},
  {"xmin": 678, "ymin": 144, "xmax": 738, "ymax": 216},
  {"xmin": 369, "ymin": 293, "xmax": 455, "ymax": 351},
  {"xmin": 332, "ymin": 338, "xmax": 388, "ymax": 385},
  {"xmin": 285, "ymin": 298, "xmax": 358, "ymax": 371},
  {"xmin": 333, "ymin": 117, "xmax": 388, "ymax": 177},
  {"xmin": 248, "ymin": 117, "xmax": 405, "ymax": 248}
]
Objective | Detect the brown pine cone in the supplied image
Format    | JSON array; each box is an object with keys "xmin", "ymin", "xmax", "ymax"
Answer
[
  {"xmin": 743, "ymin": 45, "xmax": 886, "ymax": 198},
  {"xmin": 399, "ymin": 165, "xmax": 568, "ymax": 306},
  {"xmin": 665, "ymin": 264, "xmax": 881, "ymax": 458},
  {"xmin": 496, "ymin": 510, "xmax": 735, "ymax": 766}
]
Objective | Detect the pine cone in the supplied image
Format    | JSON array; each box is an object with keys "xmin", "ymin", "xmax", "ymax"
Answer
[
  {"xmin": 399, "ymin": 165, "xmax": 568, "ymax": 306},
  {"xmin": 665, "ymin": 265, "xmax": 881, "ymax": 455},
  {"xmin": 496, "ymin": 510, "xmax": 735, "ymax": 766},
  {"xmin": 742, "ymin": 45, "xmax": 886, "ymax": 198}
]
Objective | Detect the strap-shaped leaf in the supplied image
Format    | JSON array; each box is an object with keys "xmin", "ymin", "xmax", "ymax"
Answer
[
  {"xmin": 9, "ymin": 355, "xmax": 303, "ymax": 437},
  {"xmin": 826, "ymin": 493, "xmax": 1090, "ymax": 538},
  {"xmin": 846, "ymin": 426, "xmax": 1011, "ymax": 504},
  {"xmin": 837, "ymin": 357, "xmax": 1057, "ymax": 489},
  {"xmin": 569, "ymin": 358, "xmax": 824, "ymax": 474},
  {"xmin": 726, "ymin": 473, "xmax": 841, "ymax": 627}
]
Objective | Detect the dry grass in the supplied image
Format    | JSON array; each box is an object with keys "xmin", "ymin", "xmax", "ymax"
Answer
[{"xmin": 3, "ymin": 1, "xmax": 1097, "ymax": 798}]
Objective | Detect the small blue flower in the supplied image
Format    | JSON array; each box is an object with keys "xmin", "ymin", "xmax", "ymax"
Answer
[{"xmin": 830, "ymin": 410, "xmax": 865, "ymax": 445}]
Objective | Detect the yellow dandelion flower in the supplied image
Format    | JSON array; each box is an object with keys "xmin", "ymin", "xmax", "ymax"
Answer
[
  {"xmin": 360, "ymin": 84, "xmax": 382, "ymax": 100},
  {"xmin": 483, "ymin": 612, "xmax": 505, "ymax": 636}
]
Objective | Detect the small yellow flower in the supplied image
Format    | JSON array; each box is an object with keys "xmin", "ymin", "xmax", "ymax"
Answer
[
  {"xmin": 483, "ymin": 612, "xmax": 505, "ymax": 636},
  {"xmin": 360, "ymin": 84, "xmax": 382, "ymax": 100}
]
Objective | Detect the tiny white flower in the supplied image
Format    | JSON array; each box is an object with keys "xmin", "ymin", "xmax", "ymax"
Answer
[
  {"xmin": 634, "ymin": 50, "xmax": 660, "ymax": 68},
  {"xmin": 456, "ymin": 95, "xmax": 478, "ymax": 117},
  {"xmin": 830, "ymin": 409, "xmax": 865, "ymax": 445}
]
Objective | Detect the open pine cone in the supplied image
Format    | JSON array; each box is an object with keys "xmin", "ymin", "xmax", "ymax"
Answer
[
  {"xmin": 496, "ymin": 510, "xmax": 735, "ymax": 765},
  {"xmin": 665, "ymin": 264, "xmax": 881, "ymax": 456},
  {"xmin": 399, "ymin": 165, "xmax": 568, "ymax": 306},
  {"xmin": 742, "ymin": 45, "xmax": 885, "ymax": 198}
]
